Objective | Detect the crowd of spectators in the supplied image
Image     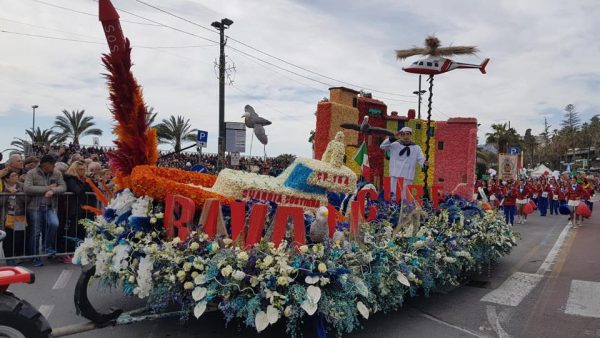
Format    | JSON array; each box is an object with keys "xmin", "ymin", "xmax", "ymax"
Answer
[
  {"xmin": 0, "ymin": 145, "xmax": 295, "ymax": 266},
  {"xmin": 157, "ymin": 152, "xmax": 294, "ymax": 176}
]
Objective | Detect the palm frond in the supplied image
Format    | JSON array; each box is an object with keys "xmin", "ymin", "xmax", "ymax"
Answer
[
  {"xmin": 395, "ymin": 47, "xmax": 428, "ymax": 59},
  {"xmin": 396, "ymin": 35, "xmax": 478, "ymax": 59}
]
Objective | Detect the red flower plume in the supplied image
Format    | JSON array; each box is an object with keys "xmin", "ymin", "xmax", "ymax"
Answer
[{"xmin": 102, "ymin": 39, "xmax": 158, "ymax": 186}]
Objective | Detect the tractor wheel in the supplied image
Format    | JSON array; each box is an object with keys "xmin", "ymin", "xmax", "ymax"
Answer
[{"xmin": 0, "ymin": 291, "xmax": 52, "ymax": 338}]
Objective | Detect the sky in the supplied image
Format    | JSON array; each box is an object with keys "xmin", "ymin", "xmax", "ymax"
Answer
[{"xmin": 1, "ymin": 0, "xmax": 599, "ymax": 159}]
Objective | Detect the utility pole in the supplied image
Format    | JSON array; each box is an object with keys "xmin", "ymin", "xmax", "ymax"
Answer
[
  {"xmin": 412, "ymin": 75, "xmax": 426, "ymax": 119},
  {"xmin": 32, "ymin": 105, "xmax": 38, "ymax": 133},
  {"xmin": 211, "ymin": 18, "xmax": 233, "ymax": 172}
]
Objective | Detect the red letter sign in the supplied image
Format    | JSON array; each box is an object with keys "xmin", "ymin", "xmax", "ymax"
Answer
[
  {"xmin": 271, "ymin": 206, "xmax": 306, "ymax": 247},
  {"xmin": 163, "ymin": 194, "xmax": 195, "ymax": 241}
]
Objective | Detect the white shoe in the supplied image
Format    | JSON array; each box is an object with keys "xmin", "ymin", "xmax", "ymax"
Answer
[
  {"xmin": 568, "ymin": 221, "xmax": 573, "ymax": 227},
  {"xmin": 523, "ymin": 219, "xmax": 527, "ymax": 223}
]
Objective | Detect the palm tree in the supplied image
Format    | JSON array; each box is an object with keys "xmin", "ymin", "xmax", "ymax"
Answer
[
  {"xmin": 9, "ymin": 128, "xmax": 66, "ymax": 153},
  {"xmin": 155, "ymin": 115, "xmax": 196, "ymax": 152},
  {"xmin": 146, "ymin": 107, "xmax": 158, "ymax": 125},
  {"xmin": 485, "ymin": 123, "xmax": 521, "ymax": 153},
  {"xmin": 53, "ymin": 109, "xmax": 103, "ymax": 145}
]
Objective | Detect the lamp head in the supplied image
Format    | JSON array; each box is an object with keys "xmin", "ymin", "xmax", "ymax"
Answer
[{"xmin": 222, "ymin": 18, "xmax": 234, "ymax": 27}]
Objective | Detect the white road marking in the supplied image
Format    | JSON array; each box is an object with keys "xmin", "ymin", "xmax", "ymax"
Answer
[
  {"xmin": 419, "ymin": 312, "xmax": 488, "ymax": 338},
  {"xmin": 565, "ymin": 280, "xmax": 600, "ymax": 318},
  {"xmin": 52, "ymin": 269, "xmax": 74, "ymax": 290},
  {"xmin": 38, "ymin": 305, "xmax": 54, "ymax": 319},
  {"xmin": 481, "ymin": 272, "xmax": 543, "ymax": 307},
  {"xmin": 536, "ymin": 223, "xmax": 571, "ymax": 275},
  {"xmin": 486, "ymin": 305, "xmax": 511, "ymax": 338}
]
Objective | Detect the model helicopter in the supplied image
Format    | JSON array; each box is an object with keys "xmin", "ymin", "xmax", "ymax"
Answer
[
  {"xmin": 403, "ymin": 56, "xmax": 489, "ymax": 75},
  {"xmin": 395, "ymin": 35, "xmax": 488, "ymax": 199}
]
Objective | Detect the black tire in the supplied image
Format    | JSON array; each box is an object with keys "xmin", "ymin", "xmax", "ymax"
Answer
[{"xmin": 0, "ymin": 291, "xmax": 52, "ymax": 338}]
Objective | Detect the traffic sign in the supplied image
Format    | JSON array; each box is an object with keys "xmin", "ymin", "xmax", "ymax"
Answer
[
  {"xmin": 225, "ymin": 122, "xmax": 246, "ymax": 153},
  {"xmin": 197, "ymin": 130, "xmax": 208, "ymax": 148},
  {"xmin": 230, "ymin": 152, "xmax": 240, "ymax": 166},
  {"xmin": 509, "ymin": 146, "xmax": 520, "ymax": 155}
]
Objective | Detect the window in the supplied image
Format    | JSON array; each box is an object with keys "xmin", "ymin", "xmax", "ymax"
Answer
[
  {"xmin": 416, "ymin": 124, "xmax": 422, "ymax": 129},
  {"xmin": 427, "ymin": 62, "xmax": 433, "ymax": 66},
  {"xmin": 419, "ymin": 61, "xmax": 424, "ymax": 66},
  {"xmin": 413, "ymin": 61, "xmax": 418, "ymax": 65},
  {"xmin": 437, "ymin": 141, "xmax": 444, "ymax": 150},
  {"xmin": 434, "ymin": 63, "xmax": 439, "ymax": 67},
  {"xmin": 428, "ymin": 126, "xmax": 435, "ymax": 136}
]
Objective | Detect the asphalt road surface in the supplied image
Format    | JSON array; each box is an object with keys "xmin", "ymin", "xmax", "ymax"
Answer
[{"xmin": 6, "ymin": 210, "xmax": 600, "ymax": 338}]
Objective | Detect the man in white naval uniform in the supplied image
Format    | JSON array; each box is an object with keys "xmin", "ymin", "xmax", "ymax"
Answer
[{"xmin": 379, "ymin": 127, "xmax": 428, "ymax": 199}]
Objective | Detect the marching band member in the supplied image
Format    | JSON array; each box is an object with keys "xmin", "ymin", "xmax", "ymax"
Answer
[
  {"xmin": 538, "ymin": 178, "xmax": 551, "ymax": 216},
  {"xmin": 515, "ymin": 179, "xmax": 530, "ymax": 224},
  {"xmin": 566, "ymin": 177, "xmax": 585, "ymax": 228},
  {"xmin": 549, "ymin": 177, "xmax": 560, "ymax": 215},
  {"xmin": 500, "ymin": 180, "xmax": 517, "ymax": 225}
]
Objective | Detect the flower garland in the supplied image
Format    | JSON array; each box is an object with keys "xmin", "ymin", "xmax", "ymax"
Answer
[
  {"xmin": 74, "ymin": 192, "xmax": 516, "ymax": 337},
  {"xmin": 130, "ymin": 165, "xmax": 231, "ymax": 206}
]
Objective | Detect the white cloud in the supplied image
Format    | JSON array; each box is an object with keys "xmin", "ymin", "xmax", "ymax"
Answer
[{"xmin": 1, "ymin": 0, "xmax": 599, "ymax": 159}]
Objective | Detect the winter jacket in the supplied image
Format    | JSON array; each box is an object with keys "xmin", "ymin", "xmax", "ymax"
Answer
[{"xmin": 23, "ymin": 167, "xmax": 66, "ymax": 210}]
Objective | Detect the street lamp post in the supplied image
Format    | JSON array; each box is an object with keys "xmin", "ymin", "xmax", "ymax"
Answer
[
  {"xmin": 31, "ymin": 105, "xmax": 39, "ymax": 133},
  {"xmin": 211, "ymin": 18, "xmax": 233, "ymax": 172},
  {"xmin": 412, "ymin": 75, "xmax": 426, "ymax": 119}
]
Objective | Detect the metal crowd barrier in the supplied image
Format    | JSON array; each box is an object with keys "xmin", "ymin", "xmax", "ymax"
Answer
[{"xmin": 0, "ymin": 192, "xmax": 101, "ymax": 263}]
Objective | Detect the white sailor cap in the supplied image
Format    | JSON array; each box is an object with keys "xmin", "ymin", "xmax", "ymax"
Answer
[{"xmin": 399, "ymin": 127, "xmax": 412, "ymax": 134}]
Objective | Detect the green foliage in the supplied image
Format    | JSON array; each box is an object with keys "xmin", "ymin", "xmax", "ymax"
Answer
[
  {"xmin": 154, "ymin": 115, "xmax": 196, "ymax": 152},
  {"xmin": 53, "ymin": 109, "xmax": 102, "ymax": 145}
]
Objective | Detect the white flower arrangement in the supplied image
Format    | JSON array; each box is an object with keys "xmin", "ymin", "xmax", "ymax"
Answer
[
  {"xmin": 107, "ymin": 189, "xmax": 137, "ymax": 216},
  {"xmin": 134, "ymin": 256, "xmax": 154, "ymax": 298},
  {"xmin": 72, "ymin": 187, "xmax": 517, "ymax": 337},
  {"xmin": 111, "ymin": 244, "xmax": 131, "ymax": 273},
  {"xmin": 130, "ymin": 195, "xmax": 153, "ymax": 218}
]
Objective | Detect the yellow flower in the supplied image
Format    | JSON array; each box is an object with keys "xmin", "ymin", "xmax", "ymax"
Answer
[
  {"xmin": 183, "ymin": 282, "xmax": 194, "ymax": 290},
  {"xmin": 284, "ymin": 306, "xmax": 292, "ymax": 317},
  {"xmin": 190, "ymin": 242, "xmax": 200, "ymax": 251},
  {"xmin": 277, "ymin": 276, "xmax": 289, "ymax": 286},
  {"xmin": 176, "ymin": 270, "xmax": 186, "ymax": 281},
  {"xmin": 263, "ymin": 255, "xmax": 274, "ymax": 267},
  {"xmin": 221, "ymin": 265, "xmax": 233, "ymax": 277},
  {"xmin": 237, "ymin": 251, "xmax": 249, "ymax": 261},
  {"xmin": 318, "ymin": 262, "xmax": 327, "ymax": 273},
  {"xmin": 223, "ymin": 238, "xmax": 233, "ymax": 246},
  {"xmin": 183, "ymin": 262, "xmax": 192, "ymax": 272},
  {"xmin": 299, "ymin": 245, "xmax": 309, "ymax": 254},
  {"xmin": 191, "ymin": 271, "xmax": 199, "ymax": 279}
]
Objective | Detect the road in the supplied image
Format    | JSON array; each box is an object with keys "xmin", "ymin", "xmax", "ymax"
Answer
[{"xmin": 7, "ymin": 210, "xmax": 600, "ymax": 338}]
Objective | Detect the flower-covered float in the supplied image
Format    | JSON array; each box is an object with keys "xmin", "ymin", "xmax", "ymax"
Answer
[{"xmin": 74, "ymin": 2, "xmax": 517, "ymax": 337}]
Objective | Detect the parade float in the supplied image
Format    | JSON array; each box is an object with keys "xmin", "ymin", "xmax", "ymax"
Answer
[{"xmin": 0, "ymin": 1, "xmax": 516, "ymax": 337}]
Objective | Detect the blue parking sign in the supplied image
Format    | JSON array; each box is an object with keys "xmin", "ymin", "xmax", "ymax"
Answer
[
  {"xmin": 197, "ymin": 130, "xmax": 208, "ymax": 148},
  {"xmin": 509, "ymin": 146, "xmax": 520, "ymax": 155}
]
